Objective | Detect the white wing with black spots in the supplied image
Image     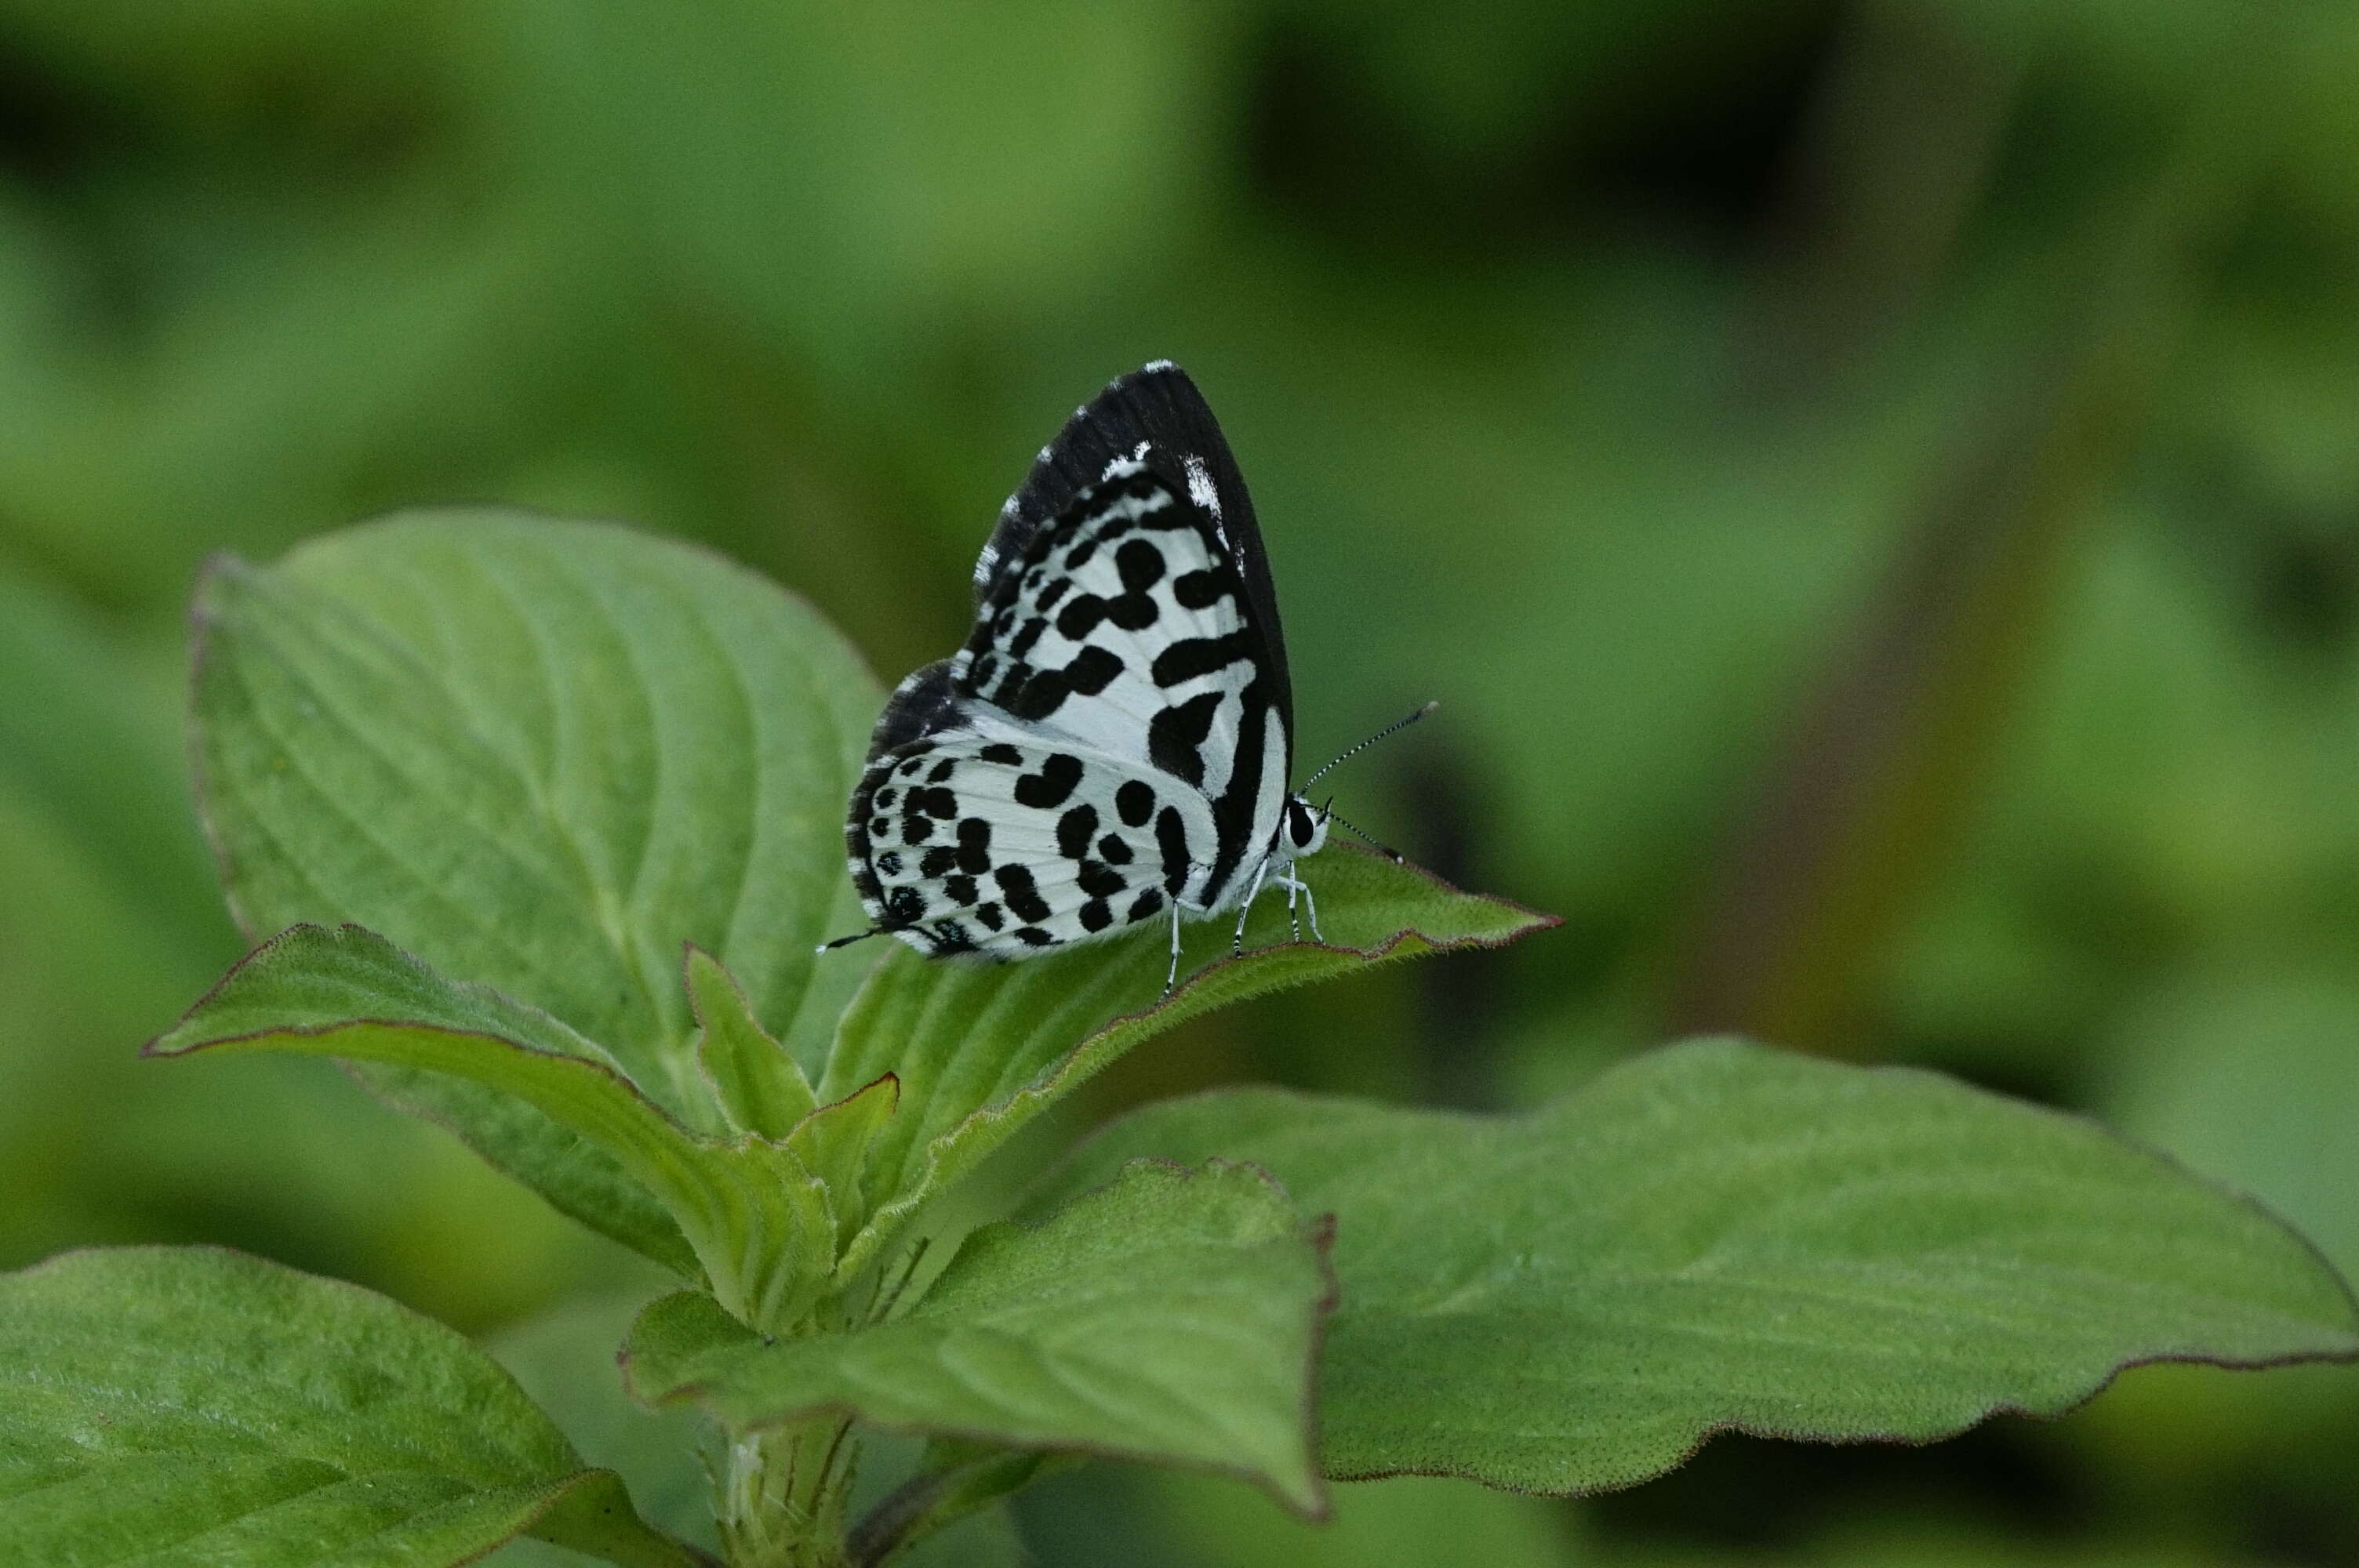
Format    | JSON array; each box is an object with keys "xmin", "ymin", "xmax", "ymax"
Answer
[
  {"xmin": 847, "ymin": 732, "xmax": 1221, "ymax": 957},
  {"xmin": 948, "ymin": 456, "xmax": 1288, "ymax": 907},
  {"xmin": 836, "ymin": 361, "xmax": 1330, "ymax": 967}
]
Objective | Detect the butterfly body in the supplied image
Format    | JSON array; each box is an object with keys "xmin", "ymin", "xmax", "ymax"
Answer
[{"xmin": 839, "ymin": 362, "xmax": 1329, "ymax": 975}]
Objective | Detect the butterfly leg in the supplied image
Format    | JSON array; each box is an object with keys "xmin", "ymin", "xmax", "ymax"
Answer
[
  {"xmin": 1165, "ymin": 900, "xmax": 1183, "ymax": 999},
  {"xmin": 1278, "ymin": 870, "xmax": 1324, "ymax": 943},
  {"xmin": 1232, "ymin": 858, "xmax": 1272, "ymax": 956}
]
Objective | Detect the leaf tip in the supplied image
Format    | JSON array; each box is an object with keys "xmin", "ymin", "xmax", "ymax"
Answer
[{"xmin": 144, "ymin": 921, "xmax": 332, "ymax": 1058}]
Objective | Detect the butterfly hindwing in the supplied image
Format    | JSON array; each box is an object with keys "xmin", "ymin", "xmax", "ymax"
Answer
[{"xmin": 847, "ymin": 731, "xmax": 1221, "ymax": 957}]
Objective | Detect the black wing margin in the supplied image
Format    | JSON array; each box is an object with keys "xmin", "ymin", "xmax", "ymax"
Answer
[
  {"xmin": 845, "ymin": 662, "xmax": 963, "ymax": 936},
  {"xmin": 867, "ymin": 661, "xmax": 963, "ymax": 755},
  {"xmin": 976, "ymin": 361, "xmax": 1295, "ymax": 740}
]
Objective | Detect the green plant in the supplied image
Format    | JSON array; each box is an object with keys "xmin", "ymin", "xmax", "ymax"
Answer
[{"xmin": 4, "ymin": 511, "xmax": 2353, "ymax": 1567}]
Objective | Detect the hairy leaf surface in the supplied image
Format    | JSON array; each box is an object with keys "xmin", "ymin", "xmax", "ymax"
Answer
[
  {"xmin": 191, "ymin": 513, "xmax": 881, "ymax": 1256},
  {"xmin": 820, "ymin": 851, "xmax": 1550, "ymax": 1274},
  {"xmin": 626, "ymin": 1161, "xmax": 1333, "ymax": 1515},
  {"xmin": 0, "ymin": 1248, "xmax": 701, "ymax": 1568},
  {"xmin": 151, "ymin": 925, "xmax": 836, "ymax": 1330},
  {"xmin": 1036, "ymin": 1037, "xmax": 2359, "ymax": 1494}
]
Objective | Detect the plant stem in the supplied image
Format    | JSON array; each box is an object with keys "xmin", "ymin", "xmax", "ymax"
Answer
[{"xmin": 719, "ymin": 1418, "xmax": 859, "ymax": 1568}]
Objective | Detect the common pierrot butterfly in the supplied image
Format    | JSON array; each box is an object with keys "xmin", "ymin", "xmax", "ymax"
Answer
[{"xmin": 824, "ymin": 361, "xmax": 1426, "ymax": 993}]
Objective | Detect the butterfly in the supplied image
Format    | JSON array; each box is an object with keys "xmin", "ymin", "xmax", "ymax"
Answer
[{"xmin": 825, "ymin": 361, "xmax": 1424, "ymax": 993}]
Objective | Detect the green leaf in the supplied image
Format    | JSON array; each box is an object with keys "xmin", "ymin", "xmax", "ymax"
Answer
[
  {"xmin": 151, "ymin": 925, "xmax": 838, "ymax": 1332},
  {"xmin": 623, "ymin": 1161, "xmax": 1334, "ymax": 1517},
  {"xmin": 1034, "ymin": 1037, "xmax": 2359, "ymax": 1495},
  {"xmin": 688, "ymin": 946, "xmax": 817, "ymax": 1141},
  {"xmin": 190, "ymin": 510, "xmax": 883, "ymax": 1226},
  {"xmin": 151, "ymin": 922, "xmax": 700, "ymax": 1276},
  {"xmin": 818, "ymin": 850, "xmax": 1550, "ymax": 1276},
  {"xmin": 787, "ymin": 1072, "xmax": 902, "ymax": 1253},
  {"xmin": 0, "ymin": 1247, "xmax": 704, "ymax": 1568}
]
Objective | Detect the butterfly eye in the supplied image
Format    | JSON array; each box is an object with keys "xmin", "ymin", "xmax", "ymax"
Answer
[{"xmin": 1288, "ymin": 800, "xmax": 1318, "ymax": 847}]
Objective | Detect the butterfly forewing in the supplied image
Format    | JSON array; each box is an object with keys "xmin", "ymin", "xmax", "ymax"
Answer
[
  {"xmin": 979, "ymin": 363, "xmax": 1292, "ymax": 744},
  {"xmin": 952, "ymin": 459, "xmax": 1286, "ymax": 898}
]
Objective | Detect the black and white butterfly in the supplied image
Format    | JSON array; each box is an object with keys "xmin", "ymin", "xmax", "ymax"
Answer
[{"xmin": 827, "ymin": 361, "xmax": 1420, "ymax": 992}]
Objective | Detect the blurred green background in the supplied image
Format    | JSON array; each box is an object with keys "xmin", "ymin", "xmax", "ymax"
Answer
[{"xmin": 4, "ymin": 1, "xmax": 2357, "ymax": 1563}]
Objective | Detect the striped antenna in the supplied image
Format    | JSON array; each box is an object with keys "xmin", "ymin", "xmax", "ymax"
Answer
[
  {"xmin": 1319, "ymin": 801, "xmax": 1405, "ymax": 863},
  {"xmin": 1303, "ymin": 700, "xmax": 1438, "ymax": 789}
]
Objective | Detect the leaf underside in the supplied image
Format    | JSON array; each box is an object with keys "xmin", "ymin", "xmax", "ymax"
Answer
[
  {"xmin": 148, "ymin": 923, "xmax": 707, "ymax": 1277},
  {"xmin": 151, "ymin": 924, "xmax": 862, "ymax": 1333}
]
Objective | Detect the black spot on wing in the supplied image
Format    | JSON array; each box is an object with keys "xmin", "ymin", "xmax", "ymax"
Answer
[
  {"xmin": 1013, "ymin": 753, "xmax": 1084, "ymax": 808},
  {"xmin": 1116, "ymin": 780, "xmax": 1154, "ymax": 827},
  {"xmin": 1063, "ymin": 644, "xmax": 1123, "ymax": 696},
  {"xmin": 1156, "ymin": 806, "xmax": 1191, "ymax": 895},
  {"xmin": 956, "ymin": 817, "xmax": 993, "ymax": 873},
  {"xmin": 1007, "ymin": 616, "xmax": 1049, "ymax": 663},
  {"xmin": 1055, "ymin": 595, "xmax": 1106, "ymax": 641},
  {"xmin": 1128, "ymin": 887, "xmax": 1165, "ymax": 921},
  {"xmin": 1108, "ymin": 593, "xmax": 1160, "ymax": 632},
  {"xmin": 1172, "ymin": 566, "xmax": 1236, "ymax": 610},
  {"xmin": 994, "ymin": 864, "xmax": 1054, "ymax": 924},
  {"xmin": 1056, "ymin": 804, "xmax": 1099, "ymax": 860},
  {"xmin": 999, "ymin": 665, "xmax": 1070, "ymax": 721},
  {"xmin": 1147, "ymin": 690, "xmax": 1223, "ymax": 786},
  {"xmin": 1115, "ymin": 537, "xmax": 1166, "ymax": 593},
  {"xmin": 1151, "ymin": 630, "xmax": 1259, "ymax": 688},
  {"xmin": 979, "ymin": 742, "xmax": 1023, "ymax": 765}
]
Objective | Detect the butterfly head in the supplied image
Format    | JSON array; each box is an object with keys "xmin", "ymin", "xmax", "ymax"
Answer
[{"xmin": 1282, "ymin": 793, "xmax": 1329, "ymax": 859}]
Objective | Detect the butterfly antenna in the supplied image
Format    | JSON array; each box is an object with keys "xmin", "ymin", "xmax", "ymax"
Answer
[
  {"xmin": 1320, "ymin": 799, "xmax": 1406, "ymax": 863},
  {"xmin": 1303, "ymin": 700, "xmax": 1438, "ymax": 789},
  {"xmin": 817, "ymin": 927, "xmax": 887, "ymax": 953}
]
